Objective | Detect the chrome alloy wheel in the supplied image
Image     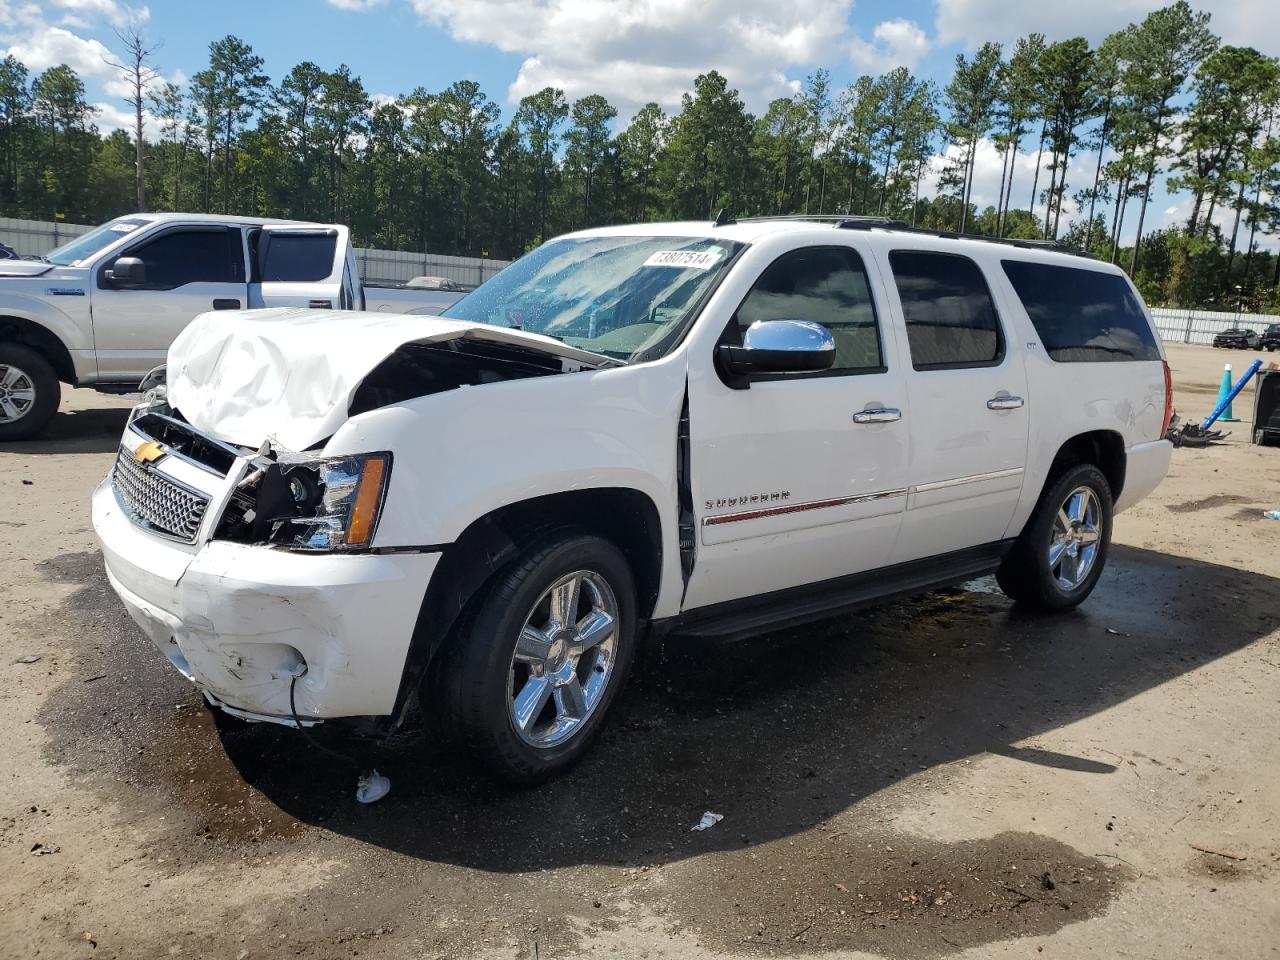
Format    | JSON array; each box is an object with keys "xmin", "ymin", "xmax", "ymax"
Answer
[
  {"xmin": 507, "ymin": 570, "xmax": 619, "ymax": 748},
  {"xmin": 0, "ymin": 364, "xmax": 36, "ymax": 423},
  {"xmin": 1050, "ymin": 486, "xmax": 1102, "ymax": 590}
]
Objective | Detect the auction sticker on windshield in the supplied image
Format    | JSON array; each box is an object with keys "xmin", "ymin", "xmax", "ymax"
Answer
[{"xmin": 643, "ymin": 250, "xmax": 723, "ymax": 270}]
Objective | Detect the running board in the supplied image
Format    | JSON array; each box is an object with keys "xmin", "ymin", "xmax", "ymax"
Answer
[{"xmin": 655, "ymin": 540, "xmax": 1014, "ymax": 643}]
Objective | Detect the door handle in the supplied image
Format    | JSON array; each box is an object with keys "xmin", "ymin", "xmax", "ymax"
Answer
[
  {"xmin": 852, "ymin": 407, "xmax": 902, "ymax": 424},
  {"xmin": 308, "ymin": 299, "xmax": 334, "ymax": 309},
  {"xmin": 212, "ymin": 298, "xmax": 241, "ymax": 310},
  {"xmin": 987, "ymin": 395, "xmax": 1025, "ymax": 410}
]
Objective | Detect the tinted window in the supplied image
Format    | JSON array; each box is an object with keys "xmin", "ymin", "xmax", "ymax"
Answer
[
  {"xmin": 734, "ymin": 246, "xmax": 882, "ymax": 373},
  {"xmin": 124, "ymin": 228, "xmax": 243, "ymax": 289},
  {"xmin": 1002, "ymin": 260, "xmax": 1161, "ymax": 362},
  {"xmin": 259, "ymin": 232, "xmax": 338, "ymax": 282},
  {"xmin": 890, "ymin": 251, "xmax": 1002, "ymax": 369}
]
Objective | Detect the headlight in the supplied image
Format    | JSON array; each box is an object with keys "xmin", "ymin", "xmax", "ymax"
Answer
[{"xmin": 270, "ymin": 453, "xmax": 391, "ymax": 551}]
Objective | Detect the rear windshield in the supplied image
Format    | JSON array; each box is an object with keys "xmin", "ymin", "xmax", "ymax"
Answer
[
  {"xmin": 258, "ymin": 231, "xmax": 337, "ymax": 282},
  {"xmin": 1001, "ymin": 260, "xmax": 1161, "ymax": 362}
]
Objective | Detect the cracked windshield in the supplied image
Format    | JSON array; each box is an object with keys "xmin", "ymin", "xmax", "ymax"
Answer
[{"xmin": 442, "ymin": 235, "xmax": 744, "ymax": 362}]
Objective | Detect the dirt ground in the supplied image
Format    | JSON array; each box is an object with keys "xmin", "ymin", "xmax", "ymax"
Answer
[{"xmin": 1, "ymin": 341, "xmax": 1278, "ymax": 960}]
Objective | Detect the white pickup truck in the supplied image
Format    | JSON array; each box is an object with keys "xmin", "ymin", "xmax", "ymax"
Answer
[
  {"xmin": 92, "ymin": 216, "xmax": 1173, "ymax": 783},
  {"xmin": 0, "ymin": 213, "xmax": 468, "ymax": 440}
]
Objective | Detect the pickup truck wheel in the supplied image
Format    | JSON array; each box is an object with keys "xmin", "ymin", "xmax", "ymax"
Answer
[
  {"xmin": 0, "ymin": 344, "xmax": 60, "ymax": 441},
  {"xmin": 996, "ymin": 464, "xmax": 1113, "ymax": 612},
  {"xmin": 443, "ymin": 532, "xmax": 637, "ymax": 783}
]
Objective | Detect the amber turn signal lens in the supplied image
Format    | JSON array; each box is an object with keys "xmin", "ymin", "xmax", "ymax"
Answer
[{"xmin": 345, "ymin": 455, "xmax": 388, "ymax": 546}]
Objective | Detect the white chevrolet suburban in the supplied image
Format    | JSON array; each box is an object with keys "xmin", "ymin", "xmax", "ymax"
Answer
[
  {"xmin": 0, "ymin": 213, "xmax": 467, "ymax": 439},
  {"xmin": 91, "ymin": 216, "xmax": 1173, "ymax": 782}
]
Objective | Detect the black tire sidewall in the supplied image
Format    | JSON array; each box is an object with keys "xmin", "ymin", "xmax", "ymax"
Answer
[
  {"xmin": 0, "ymin": 343, "xmax": 60, "ymax": 441},
  {"xmin": 446, "ymin": 532, "xmax": 638, "ymax": 783},
  {"xmin": 1023, "ymin": 464, "xmax": 1114, "ymax": 610}
]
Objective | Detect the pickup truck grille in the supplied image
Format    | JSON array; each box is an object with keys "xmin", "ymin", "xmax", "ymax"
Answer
[{"xmin": 112, "ymin": 447, "xmax": 210, "ymax": 542}]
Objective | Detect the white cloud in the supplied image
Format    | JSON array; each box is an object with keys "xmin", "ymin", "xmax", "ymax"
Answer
[
  {"xmin": 3, "ymin": 24, "xmax": 118, "ymax": 81},
  {"xmin": 935, "ymin": 0, "xmax": 1279, "ymax": 52},
  {"xmin": 849, "ymin": 18, "xmax": 930, "ymax": 72},
  {"xmin": 326, "ymin": 0, "xmax": 386, "ymax": 9},
  {"xmin": 408, "ymin": 0, "xmax": 918, "ymax": 111}
]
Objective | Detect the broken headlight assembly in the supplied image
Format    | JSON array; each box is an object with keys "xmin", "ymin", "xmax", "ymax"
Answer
[{"xmin": 224, "ymin": 453, "xmax": 392, "ymax": 552}]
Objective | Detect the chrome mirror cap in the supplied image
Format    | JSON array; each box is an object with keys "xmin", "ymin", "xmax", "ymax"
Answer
[{"xmin": 742, "ymin": 319, "xmax": 835, "ymax": 353}]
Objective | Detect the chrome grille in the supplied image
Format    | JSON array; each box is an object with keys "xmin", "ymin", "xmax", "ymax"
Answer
[{"xmin": 112, "ymin": 446, "xmax": 210, "ymax": 542}]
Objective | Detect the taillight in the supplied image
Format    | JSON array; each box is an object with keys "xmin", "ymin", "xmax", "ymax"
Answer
[{"xmin": 1161, "ymin": 359, "xmax": 1174, "ymax": 439}]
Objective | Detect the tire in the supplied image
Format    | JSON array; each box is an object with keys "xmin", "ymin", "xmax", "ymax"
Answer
[
  {"xmin": 0, "ymin": 343, "xmax": 60, "ymax": 441},
  {"xmin": 440, "ymin": 531, "xmax": 637, "ymax": 783},
  {"xmin": 996, "ymin": 463, "xmax": 1114, "ymax": 612}
]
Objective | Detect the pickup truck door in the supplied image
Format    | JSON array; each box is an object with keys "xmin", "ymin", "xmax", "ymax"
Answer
[
  {"xmin": 682, "ymin": 242, "xmax": 909, "ymax": 612},
  {"xmin": 874, "ymin": 248, "xmax": 1030, "ymax": 565},
  {"xmin": 90, "ymin": 224, "xmax": 249, "ymax": 382},
  {"xmin": 248, "ymin": 225, "xmax": 357, "ymax": 310}
]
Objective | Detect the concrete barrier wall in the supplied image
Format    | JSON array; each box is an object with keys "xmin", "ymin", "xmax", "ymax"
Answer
[{"xmin": 0, "ymin": 215, "xmax": 512, "ymax": 282}]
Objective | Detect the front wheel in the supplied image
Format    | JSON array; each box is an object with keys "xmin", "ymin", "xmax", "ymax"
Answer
[
  {"xmin": 996, "ymin": 464, "xmax": 1114, "ymax": 612},
  {"xmin": 441, "ymin": 532, "xmax": 637, "ymax": 783},
  {"xmin": 0, "ymin": 343, "xmax": 60, "ymax": 441}
]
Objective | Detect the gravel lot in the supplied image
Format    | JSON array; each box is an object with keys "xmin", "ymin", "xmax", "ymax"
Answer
[{"xmin": 1, "ymin": 341, "xmax": 1278, "ymax": 960}]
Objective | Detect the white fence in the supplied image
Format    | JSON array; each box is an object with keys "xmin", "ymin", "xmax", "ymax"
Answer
[
  {"xmin": 1, "ymin": 216, "xmax": 94, "ymax": 256},
  {"xmin": 0, "ymin": 215, "xmax": 510, "ymax": 285},
  {"xmin": 1150, "ymin": 307, "xmax": 1279, "ymax": 346}
]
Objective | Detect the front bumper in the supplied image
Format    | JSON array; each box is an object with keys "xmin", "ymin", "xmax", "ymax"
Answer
[{"xmin": 92, "ymin": 477, "xmax": 440, "ymax": 722}]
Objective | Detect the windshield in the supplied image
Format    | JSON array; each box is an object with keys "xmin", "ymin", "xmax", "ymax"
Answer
[
  {"xmin": 442, "ymin": 235, "xmax": 744, "ymax": 362},
  {"xmin": 45, "ymin": 217, "xmax": 150, "ymax": 265}
]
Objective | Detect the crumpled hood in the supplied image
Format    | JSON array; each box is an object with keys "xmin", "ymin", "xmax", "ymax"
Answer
[{"xmin": 166, "ymin": 307, "xmax": 607, "ymax": 450}]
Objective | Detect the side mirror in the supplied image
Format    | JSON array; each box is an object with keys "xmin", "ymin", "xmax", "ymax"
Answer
[
  {"xmin": 716, "ymin": 319, "xmax": 835, "ymax": 388},
  {"xmin": 108, "ymin": 256, "xmax": 146, "ymax": 288}
]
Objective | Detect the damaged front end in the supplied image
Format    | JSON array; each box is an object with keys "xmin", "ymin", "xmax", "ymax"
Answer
[{"xmin": 97, "ymin": 316, "xmax": 603, "ymax": 731}]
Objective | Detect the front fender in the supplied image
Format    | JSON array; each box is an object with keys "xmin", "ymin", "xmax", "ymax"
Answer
[
  {"xmin": 326, "ymin": 354, "xmax": 688, "ymax": 615},
  {"xmin": 0, "ymin": 286, "xmax": 95, "ymax": 379}
]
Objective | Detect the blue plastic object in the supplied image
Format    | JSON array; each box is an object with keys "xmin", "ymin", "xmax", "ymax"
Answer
[{"xmin": 1201, "ymin": 358, "xmax": 1263, "ymax": 431}]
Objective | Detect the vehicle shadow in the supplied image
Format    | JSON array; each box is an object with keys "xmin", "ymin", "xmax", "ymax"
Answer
[
  {"xmin": 205, "ymin": 543, "xmax": 1276, "ymax": 871},
  {"xmin": 4, "ymin": 405, "xmax": 130, "ymax": 455}
]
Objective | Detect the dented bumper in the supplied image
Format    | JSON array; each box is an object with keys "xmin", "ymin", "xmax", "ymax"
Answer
[{"xmin": 92, "ymin": 476, "xmax": 439, "ymax": 722}]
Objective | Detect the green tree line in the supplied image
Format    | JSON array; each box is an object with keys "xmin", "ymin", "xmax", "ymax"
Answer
[{"xmin": 1, "ymin": 1, "xmax": 1278, "ymax": 309}]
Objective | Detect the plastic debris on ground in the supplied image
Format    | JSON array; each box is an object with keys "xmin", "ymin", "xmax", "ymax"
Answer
[
  {"xmin": 691, "ymin": 811, "xmax": 724, "ymax": 832},
  {"xmin": 356, "ymin": 769, "xmax": 391, "ymax": 804},
  {"xmin": 15, "ymin": 655, "xmax": 41, "ymax": 664},
  {"xmin": 1264, "ymin": 510, "xmax": 1280, "ymax": 521}
]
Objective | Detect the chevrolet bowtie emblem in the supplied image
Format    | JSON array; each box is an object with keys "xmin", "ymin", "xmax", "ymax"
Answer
[{"xmin": 133, "ymin": 439, "xmax": 166, "ymax": 465}]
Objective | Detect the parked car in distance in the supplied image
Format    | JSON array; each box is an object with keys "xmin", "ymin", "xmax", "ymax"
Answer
[
  {"xmin": 0, "ymin": 213, "xmax": 470, "ymax": 440},
  {"xmin": 1212, "ymin": 327, "xmax": 1261, "ymax": 349},
  {"xmin": 0, "ymin": 241, "xmax": 18, "ymax": 259},
  {"xmin": 92, "ymin": 216, "xmax": 1173, "ymax": 783},
  {"xmin": 371, "ymin": 276, "xmax": 473, "ymax": 316},
  {"xmin": 1261, "ymin": 323, "xmax": 1280, "ymax": 351}
]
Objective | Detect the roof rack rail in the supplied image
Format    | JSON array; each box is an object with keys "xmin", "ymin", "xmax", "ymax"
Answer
[{"xmin": 724, "ymin": 213, "xmax": 1094, "ymax": 258}]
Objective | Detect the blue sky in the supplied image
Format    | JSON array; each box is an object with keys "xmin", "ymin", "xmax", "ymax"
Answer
[{"xmin": 1, "ymin": 0, "xmax": 1275, "ymax": 244}]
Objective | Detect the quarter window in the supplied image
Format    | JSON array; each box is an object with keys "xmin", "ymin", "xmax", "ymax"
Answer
[
  {"xmin": 733, "ymin": 246, "xmax": 883, "ymax": 374},
  {"xmin": 889, "ymin": 251, "xmax": 1002, "ymax": 370},
  {"xmin": 120, "ymin": 228, "xmax": 244, "ymax": 289},
  {"xmin": 1001, "ymin": 260, "xmax": 1161, "ymax": 362},
  {"xmin": 259, "ymin": 232, "xmax": 338, "ymax": 282}
]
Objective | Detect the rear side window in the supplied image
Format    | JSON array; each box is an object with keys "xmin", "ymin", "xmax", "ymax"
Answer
[
  {"xmin": 258, "ymin": 232, "xmax": 338, "ymax": 282},
  {"xmin": 734, "ymin": 246, "xmax": 883, "ymax": 373},
  {"xmin": 123, "ymin": 228, "xmax": 243, "ymax": 289},
  {"xmin": 889, "ymin": 251, "xmax": 1002, "ymax": 369},
  {"xmin": 1001, "ymin": 260, "xmax": 1161, "ymax": 362}
]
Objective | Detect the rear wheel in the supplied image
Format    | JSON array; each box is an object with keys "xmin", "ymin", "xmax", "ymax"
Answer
[
  {"xmin": 441, "ymin": 532, "xmax": 637, "ymax": 783},
  {"xmin": 0, "ymin": 343, "xmax": 60, "ymax": 441},
  {"xmin": 997, "ymin": 463, "xmax": 1113, "ymax": 612}
]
